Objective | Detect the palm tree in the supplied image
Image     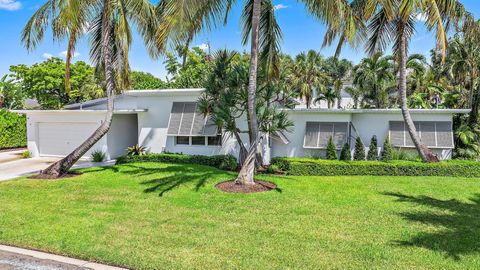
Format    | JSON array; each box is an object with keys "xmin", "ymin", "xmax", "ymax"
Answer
[
  {"xmin": 22, "ymin": 0, "xmax": 92, "ymax": 93},
  {"xmin": 353, "ymin": 53, "xmax": 395, "ymax": 108},
  {"xmin": 356, "ymin": 0, "xmax": 465, "ymax": 162},
  {"xmin": 325, "ymin": 57, "xmax": 352, "ymax": 108},
  {"xmin": 344, "ymin": 86, "xmax": 363, "ymax": 109},
  {"xmin": 30, "ymin": 0, "xmax": 156, "ymax": 177},
  {"xmin": 314, "ymin": 87, "xmax": 337, "ymax": 109},
  {"xmin": 290, "ymin": 50, "xmax": 330, "ymax": 108},
  {"xmin": 155, "ymin": 0, "xmax": 348, "ymax": 185}
]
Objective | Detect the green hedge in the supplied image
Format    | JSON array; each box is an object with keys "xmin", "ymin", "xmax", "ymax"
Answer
[
  {"xmin": 0, "ymin": 110, "xmax": 27, "ymax": 149},
  {"xmin": 116, "ymin": 153, "xmax": 238, "ymax": 171},
  {"xmin": 271, "ymin": 157, "xmax": 480, "ymax": 177}
]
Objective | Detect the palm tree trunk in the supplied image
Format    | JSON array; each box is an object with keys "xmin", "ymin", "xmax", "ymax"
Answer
[
  {"xmin": 235, "ymin": 0, "xmax": 261, "ymax": 185},
  {"xmin": 64, "ymin": 32, "xmax": 76, "ymax": 94},
  {"xmin": 41, "ymin": 0, "xmax": 115, "ymax": 177},
  {"xmin": 398, "ymin": 23, "xmax": 439, "ymax": 163},
  {"xmin": 233, "ymin": 131, "xmax": 248, "ymax": 167}
]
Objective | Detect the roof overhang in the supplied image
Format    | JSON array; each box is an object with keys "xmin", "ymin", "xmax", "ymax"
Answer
[
  {"xmin": 124, "ymin": 88, "xmax": 205, "ymax": 96},
  {"xmin": 12, "ymin": 109, "xmax": 147, "ymax": 115},
  {"xmin": 285, "ymin": 108, "xmax": 471, "ymax": 114}
]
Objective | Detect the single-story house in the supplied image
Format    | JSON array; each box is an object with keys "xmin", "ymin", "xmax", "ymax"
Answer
[{"xmin": 14, "ymin": 88, "xmax": 470, "ymax": 162}]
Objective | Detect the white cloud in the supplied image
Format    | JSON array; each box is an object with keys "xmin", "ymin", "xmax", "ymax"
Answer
[
  {"xmin": 0, "ymin": 0, "xmax": 21, "ymax": 11},
  {"xmin": 415, "ymin": 13, "xmax": 427, "ymax": 22},
  {"xmin": 59, "ymin": 51, "xmax": 81, "ymax": 58},
  {"xmin": 42, "ymin": 53, "xmax": 53, "ymax": 59},
  {"xmin": 274, "ymin": 4, "xmax": 288, "ymax": 11},
  {"xmin": 198, "ymin": 43, "xmax": 209, "ymax": 51}
]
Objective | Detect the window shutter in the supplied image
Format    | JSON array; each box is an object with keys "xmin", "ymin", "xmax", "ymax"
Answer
[
  {"xmin": 304, "ymin": 122, "xmax": 320, "ymax": 148},
  {"xmin": 318, "ymin": 123, "xmax": 334, "ymax": 148},
  {"xmin": 167, "ymin": 102, "xmax": 184, "ymax": 135},
  {"xmin": 420, "ymin": 122, "xmax": 436, "ymax": 147},
  {"xmin": 436, "ymin": 122, "xmax": 453, "ymax": 148},
  {"xmin": 389, "ymin": 122, "xmax": 405, "ymax": 147},
  {"xmin": 179, "ymin": 102, "xmax": 196, "ymax": 135},
  {"xmin": 168, "ymin": 102, "xmax": 218, "ymax": 136},
  {"xmin": 333, "ymin": 122, "xmax": 348, "ymax": 148}
]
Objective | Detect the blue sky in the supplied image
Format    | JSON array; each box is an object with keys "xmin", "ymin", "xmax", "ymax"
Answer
[{"xmin": 1, "ymin": 0, "xmax": 479, "ymax": 81}]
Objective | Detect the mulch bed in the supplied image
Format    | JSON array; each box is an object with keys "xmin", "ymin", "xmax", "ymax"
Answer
[
  {"xmin": 28, "ymin": 172, "xmax": 82, "ymax": 180},
  {"xmin": 215, "ymin": 180, "xmax": 277, "ymax": 193}
]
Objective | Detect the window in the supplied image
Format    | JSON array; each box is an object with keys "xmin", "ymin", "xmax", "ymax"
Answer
[
  {"xmin": 208, "ymin": 135, "xmax": 222, "ymax": 146},
  {"xmin": 167, "ymin": 102, "xmax": 218, "ymax": 136},
  {"xmin": 389, "ymin": 121, "xmax": 453, "ymax": 148},
  {"xmin": 191, "ymin": 136, "xmax": 206, "ymax": 145},
  {"xmin": 176, "ymin": 136, "xmax": 190, "ymax": 145},
  {"xmin": 304, "ymin": 122, "xmax": 349, "ymax": 149}
]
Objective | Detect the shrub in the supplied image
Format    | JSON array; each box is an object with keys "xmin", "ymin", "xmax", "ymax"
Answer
[
  {"xmin": 270, "ymin": 157, "xmax": 480, "ymax": 177},
  {"xmin": 265, "ymin": 164, "xmax": 280, "ymax": 174},
  {"xmin": 91, "ymin": 150, "xmax": 106, "ymax": 162},
  {"xmin": 127, "ymin": 144, "xmax": 146, "ymax": 156},
  {"xmin": 382, "ymin": 137, "xmax": 394, "ymax": 161},
  {"xmin": 22, "ymin": 150, "xmax": 31, "ymax": 159},
  {"xmin": 392, "ymin": 149, "xmax": 420, "ymax": 161},
  {"xmin": 270, "ymin": 157, "xmax": 290, "ymax": 171},
  {"xmin": 367, "ymin": 135, "xmax": 378, "ymax": 160},
  {"xmin": 353, "ymin": 137, "xmax": 366, "ymax": 160},
  {"xmin": 326, "ymin": 137, "xmax": 338, "ymax": 160},
  {"xmin": 0, "ymin": 110, "xmax": 26, "ymax": 149},
  {"xmin": 340, "ymin": 143, "xmax": 351, "ymax": 161},
  {"xmin": 116, "ymin": 153, "xmax": 238, "ymax": 171}
]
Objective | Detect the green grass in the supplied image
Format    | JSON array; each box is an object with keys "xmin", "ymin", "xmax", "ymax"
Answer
[{"xmin": 1, "ymin": 162, "xmax": 480, "ymax": 269}]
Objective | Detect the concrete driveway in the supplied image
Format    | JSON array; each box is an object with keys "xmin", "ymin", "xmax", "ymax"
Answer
[{"xmin": 0, "ymin": 152, "xmax": 116, "ymax": 181}]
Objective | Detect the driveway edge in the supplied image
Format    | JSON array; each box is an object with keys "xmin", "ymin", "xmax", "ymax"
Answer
[{"xmin": 0, "ymin": 245, "xmax": 128, "ymax": 270}]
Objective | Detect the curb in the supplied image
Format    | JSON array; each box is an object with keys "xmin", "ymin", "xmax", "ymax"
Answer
[{"xmin": 0, "ymin": 245, "xmax": 128, "ymax": 270}]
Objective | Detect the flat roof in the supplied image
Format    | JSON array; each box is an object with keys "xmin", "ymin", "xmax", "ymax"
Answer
[
  {"xmin": 285, "ymin": 108, "xmax": 471, "ymax": 114},
  {"xmin": 12, "ymin": 109, "xmax": 148, "ymax": 114},
  {"xmin": 124, "ymin": 88, "xmax": 205, "ymax": 96}
]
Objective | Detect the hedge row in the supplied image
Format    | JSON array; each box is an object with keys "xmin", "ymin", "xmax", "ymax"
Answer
[
  {"xmin": 271, "ymin": 157, "xmax": 480, "ymax": 178},
  {"xmin": 0, "ymin": 110, "xmax": 27, "ymax": 149},
  {"xmin": 116, "ymin": 153, "xmax": 238, "ymax": 171}
]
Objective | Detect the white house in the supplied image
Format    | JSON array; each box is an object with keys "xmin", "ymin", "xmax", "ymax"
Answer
[{"xmin": 15, "ymin": 88, "xmax": 469, "ymax": 163}]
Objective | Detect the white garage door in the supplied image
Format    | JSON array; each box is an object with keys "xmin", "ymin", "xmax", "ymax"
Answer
[{"xmin": 38, "ymin": 122, "xmax": 100, "ymax": 156}]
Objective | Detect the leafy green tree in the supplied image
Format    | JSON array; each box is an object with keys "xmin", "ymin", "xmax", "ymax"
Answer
[
  {"xmin": 9, "ymin": 58, "xmax": 102, "ymax": 109},
  {"xmin": 353, "ymin": 136, "xmax": 366, "ymax": 160},
  {"xmin": 367, "ymin": 135, "xmax": 378, "ymax": 160},
  {"xmin": 382, "ymin": 137, "xmax": 394, "ymax": 161},
  {"xmin": 129, "ymin": 71, "xmax": 166, "ymax": 90},
  {"xmin": 326, "ymin": 137, "xmax": 338, "ymax": 160},
  {"xmin": 0, "ymin": 75, "xmax": 25, "ymax": 109},
  {"xmin": 340, "ymin": 143, "xmax": 351, "ymax": 161}
]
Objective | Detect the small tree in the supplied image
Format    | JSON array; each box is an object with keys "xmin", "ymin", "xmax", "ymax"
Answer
[
  {"xmin": 326, "ymin": 137, "xmax": 338, "ymax": 160},
  {"xmin": 353, "ymin": 137, "xmax": 366, "ymax": 160},
  {"xmin": 382, "ymin": 137, "xmax": 394, "ymax": 161},
  {"xmin": 340, "ymin": 143, "xmax": 351, "ymax": 161},
  {"xmin": 367, "ymin": 135, "xmax": 378, "ymax": 160}
]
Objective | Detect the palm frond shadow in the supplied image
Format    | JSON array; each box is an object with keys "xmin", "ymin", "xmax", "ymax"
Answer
[{"xmin": 383, "ymin": 192, "xmax": 480, "ymax": 260}]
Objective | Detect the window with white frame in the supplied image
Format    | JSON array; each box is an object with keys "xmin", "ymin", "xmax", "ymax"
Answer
[
  {"xmin": 174, "ymin": 135, "xmax": 223, "ymax": 146},
  {"xmin": 389, "ymin": 121, "xmax": 453, "ymax": 148}
]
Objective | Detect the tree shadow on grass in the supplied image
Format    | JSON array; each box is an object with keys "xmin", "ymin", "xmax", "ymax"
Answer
[{"xmin": 383, "ymin": 192, "xmax": 480, "ymax": 260}]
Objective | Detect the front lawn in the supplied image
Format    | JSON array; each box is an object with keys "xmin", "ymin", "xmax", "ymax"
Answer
[{"xmin": 1, "ymin": 162, "xmax": 479, "ymax": 269}]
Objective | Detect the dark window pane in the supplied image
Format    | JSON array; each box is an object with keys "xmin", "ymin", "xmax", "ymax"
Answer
[
  {"xmin": 176, "ymin": 136, "xmax": 190, "ymax": 145},
  {"xmin": 191, "ymin": 136, "xmax": 206, "ymax": 145},
  {"xmin": 208, "ymin": 135, "xmax": 222, "ymax": 146}
]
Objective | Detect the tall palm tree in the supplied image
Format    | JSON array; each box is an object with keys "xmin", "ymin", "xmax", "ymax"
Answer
[
  {"xmin": 290, "ymin": 51, "xmax": 330, "ymax": 108},
  {"xmin": 356, "ymin": 0, "xmax": 465, "ymax": 162},
  {"xmin": 353, "ymin": 53, "xmax": 395, "ymax": 108},
  {"xmin": 314, "ymin": 86, "xmax": 337, "ymax": 109},
  {"xmin": 30, "ymin": 0, "xmax": 156, "ymax": 177},
  {"xmin": 155, "ymin": 0, "xmax": 349, "ymax": 185},
  {"xmin": 325, "ymin": 57, "xmax": 352, "ymax": 108},
  {"xmin": 22, "ymin": 0, "xmax": 92, "ymax": 93}
]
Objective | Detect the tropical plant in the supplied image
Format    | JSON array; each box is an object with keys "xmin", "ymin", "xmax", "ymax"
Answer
[
  {"xmin": 22, "ymin": 0, "xmax": 93, "ymax": 93},
  {"xmin": 326, "ymin": 137, "xmax": 338, "ymax": 160},
  {"xmin": 344, "ymin": 86, "xmax": 363, "ymax": 109},
  {"xmin": 367, "ymin": 135, "xmax": 378, "ymax": 160},
  {"xmin": 354, "ymin": 0, "xmax": 465, "ymax": 162},
  {"xmin": 290, "ymin": 50, "xmax": 330, "ymax": 108},
  {"xmin": 127, "ymin": 144, "xmax": 147, "ymax": 156},
  {"xmin": 352, "ymin": 53, "xmax": 395, "ymax": 108},
  {"xmin": 0, "ymin": 75, "xmax": 24, "ymax": 109},
  {"xmin": 155, "ymin": 0, "xmax": 350, "ymax": 185},
  {"xmin": 22, "ymin": 150, "xmax": 32, "ymax": 159},
  {"xmin": 339, "ymin": 143, "xmax": 351, "ymax": 161},
  {"xmin": 129, "ymin": 71, "xmax": 166, "ymax": 90},
  {"xmin": 91, "ymin": 150, "xmax": 106, "ymax": 162},
  {"xmin": 314, "ymin": 86, "xmax": 337, "ymax": 109},
  {"xmin": 325, "ymin": 56, "xmax": 352, "ymax": 108},
  {"xmin": 37, "ymin": 0, "xmax": 156, "ymax": 177}
]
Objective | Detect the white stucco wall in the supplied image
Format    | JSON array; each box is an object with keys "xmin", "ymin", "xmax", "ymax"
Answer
[{"xmin": 107, "ymin": 114, "xmax": 138, "ymax": 158}]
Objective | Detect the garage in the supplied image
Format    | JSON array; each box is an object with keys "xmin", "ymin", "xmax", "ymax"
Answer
[{"xmin": 38, "ymin": 122, "xmax": 100, "ymax": 156}]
